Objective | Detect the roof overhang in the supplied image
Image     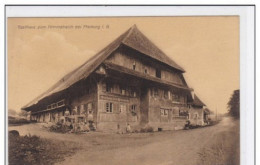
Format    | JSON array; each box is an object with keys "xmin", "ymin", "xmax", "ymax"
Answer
[{"xmin": 104, "ymin": 62, "xmax": 192, "ymax": 91}]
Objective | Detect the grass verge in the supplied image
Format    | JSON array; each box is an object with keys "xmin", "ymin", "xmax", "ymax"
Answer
[{"xmin": 9, "ymin": 132, "xmax": 81, "ymax": 165}]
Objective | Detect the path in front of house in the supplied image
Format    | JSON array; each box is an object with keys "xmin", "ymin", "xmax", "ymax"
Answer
[{"xmin": 9, "ymin": 117, "xmax": 236, "ymax": 165}]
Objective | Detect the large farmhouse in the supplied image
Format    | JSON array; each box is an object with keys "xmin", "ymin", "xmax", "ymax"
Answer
[{"xmin": 22, "ymin": 25, "xmax": 208, "ymax": 132}]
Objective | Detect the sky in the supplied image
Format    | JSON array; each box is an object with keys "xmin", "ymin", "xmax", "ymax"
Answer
[{"xmin": 8, "ymin": 17, "xmax": 239, "ymax": 114}]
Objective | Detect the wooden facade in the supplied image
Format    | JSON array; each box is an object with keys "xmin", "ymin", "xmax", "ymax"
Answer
[{"xmin": 23, "ymin": 25, "xmax": 208, "ymax": 132}]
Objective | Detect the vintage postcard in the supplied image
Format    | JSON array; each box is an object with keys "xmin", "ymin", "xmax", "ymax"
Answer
[{"xmin": 6, "ymin": 7, "xmax": 246, "ymax": 165}]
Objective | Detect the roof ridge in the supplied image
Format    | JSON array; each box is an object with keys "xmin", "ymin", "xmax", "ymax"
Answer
[
  {"xmin": 121, "ymin": 25, "xmax": 185, "ymax": 72},
  {"xmin": 122, "ymin": 24, "xmax": 137, "ymax": 43}
]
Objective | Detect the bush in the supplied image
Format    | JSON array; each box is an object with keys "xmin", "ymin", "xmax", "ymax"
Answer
[
  {"xmin": 8, "ymin": 117, "xmax": 33, "ymax": 125},
  {"xmin": 140, "ymin": 126, "xmax": 154, "ymax": 133},
  {"xmin": 49, "ymin": 123, "xmax": 71, "ymax": 133},
  {"xmin": 9, "ymin": 131, "xmax": 80, "ymax": 165},
  {"xmin": 9, "ymin": 130, "xmax": 19, "ymax": 137}
]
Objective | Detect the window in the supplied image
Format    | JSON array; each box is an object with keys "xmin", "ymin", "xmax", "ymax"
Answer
[
  {"xmin": 87, "ymin": 103, "xmax": 93, "ymax": 114},
  {"xmin": 172, "ymin": 108, "xmax": 179, "ymax": 116},
  {"xmin": 154, "ymin": 88, "xmax": 159, "ymax": 97},
  {"xmin": 132, "ymin": 61, "xmax": 136, "ymax": 70},
  {"xmin": 57, "ymin": 100, "xmax": 65, "ymax": 107},
  {"xmin": 160, "ymin": 109, "xmax": 164, "ymax": 115},
  {"xmin": 87, "ymin": 103, "xmax": 92, "ymax": 110},
  {"xmin": 164, "ymin": 110, "xmax": 168, "ymax": 115},
  {"xmin": 80, "ymin": 104, "xmax": 85, "ymax": 114},
  {"xmin": 131, "ymin": 105, "xmax": 136, "ymax": 111},
  {"xmin": 84, "ymin": 104, "xmax": 87, "ymax": 111},
  {"xmin": 77, "ymin": 106, "xmax": 80, "ymax": 115},
  {"xmin": 47, "ymin": 105, "xmax": 51, "ymax": 110},
  {"xmin": 179, "ymin": 109, "xmax": 188, "ymax": 116},
  {"xmin": 144, "ymin": 68, "xmax": 148, "ymax": 74},
  {"xmin": 160, "ymin": 109, "xmax": 169, "ymax": 116},
  {"xmin": 51, "ymin": 103, "xmax": 57, "ymax": 109},
  {"xmin": 83, "ymin": 104, "xmax": 88, "ymax": 114},
  {"xmin": 131, "ymin": 90, "xmax": 137, "ymax": 97},
  {"xmin": 120, "ymin": 87, "xmax": 126, "ymax": 95},
  {"xmin": 130, "ymin": 105, "xmax": 137, "ymax": 116},
  {"xmin": 106, "ymin": 83, "xmax": 113, "ymax": 93},
  {"xmin": 164, "ymin": 90, "xmax": 168, "ymax": 99},
  {"xmin": 120, "ymin": 104, "xmax": 126, "ymax": 113},
  {"xmin": 156, "ymin": 68, "xmax": 161, "ymax": 78},
  {"xmin": 106, "ymin": 102, "xmax": 113, "ymax": 113},
  {"xmin": 168, "ymin": 91, "xmax": 171, "ymax": 100},
  {"xmin": 172, "ymin": 93, "xmax": 180, "ymax": 102}
]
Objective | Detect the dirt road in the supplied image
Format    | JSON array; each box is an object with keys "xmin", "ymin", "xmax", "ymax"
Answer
[{"xmin": 9, "ymin": 117, "xmax": 237, "ymax": 165}]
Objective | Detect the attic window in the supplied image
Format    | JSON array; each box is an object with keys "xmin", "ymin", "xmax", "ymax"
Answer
[
  {"xmin": 132, "ymin": 62, "xmax": 136, "ymax": 70},
  {"xmin": 106, "ymin": 83, "xmax": 113, "ymax": 93},
  {"xmin": 156, "ymin": 68, "xmax": 161, "ymax": 78},
  {"xmin": 130, "ymin": 89, "xmax": 137, "ymax": 97},
  {"xmin": 144, "ymin": 68, "xmax": 148, "ymax": 74},
  {"xmin": 120, "ymin": 86, "xmax": 126, "ymax": 95}
]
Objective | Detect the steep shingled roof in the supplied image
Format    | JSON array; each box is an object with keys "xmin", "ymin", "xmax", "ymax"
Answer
[
  {"xmin": 192, "ymin": 94, "xmax": 206, "ymax": 107},
  {"xmin": 22, "ymin": 25, "xmax": 185, "ymax": 110}
]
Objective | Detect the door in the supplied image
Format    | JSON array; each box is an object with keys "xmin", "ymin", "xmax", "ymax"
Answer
[{"xmin": 118, "ymin": 104, "xmax": 127, "ymax": 132}]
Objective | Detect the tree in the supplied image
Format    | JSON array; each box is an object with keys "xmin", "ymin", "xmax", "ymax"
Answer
[
  {"xmin": 8, "ymin": 109, "xmax": 17, "ymax": 117},
  {"xmin": 227, "ymin": 89, "xmax": 240, "ymax": 118},
  {"xmin": 18, "ymin": 110, "xmax": 28, "ymax": 118}
]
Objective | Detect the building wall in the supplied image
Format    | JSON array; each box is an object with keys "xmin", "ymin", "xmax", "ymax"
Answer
[
  {"xmin": 140, "ymin": 88, "xmax": 149, "ymax": 125},
  {"xmin": 106, "ymin": 49, "xmax": 184, "ymax": 85},
  {"xmin": 69, "ymin": 83, "xmax": 98, "ymax": 123},
  {"xmin": 30, "ymin": 79, "xmax": 98, "ymax": 123},
  {"xmin": 96, "ymin": 79, "xmax": 141, "ymax": 132},
  {"xmin": 188, "ymin": 107, "xmax": 205, "ymax": 126},
  {"xmin": 148, "ymin": 88, "xmax": 188, "ymax": 131}
]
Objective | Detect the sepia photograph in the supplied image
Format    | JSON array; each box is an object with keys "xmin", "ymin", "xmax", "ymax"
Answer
[{"xmin": 7, "ymin": 14, "xmax": 241, "ymax": 165}]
